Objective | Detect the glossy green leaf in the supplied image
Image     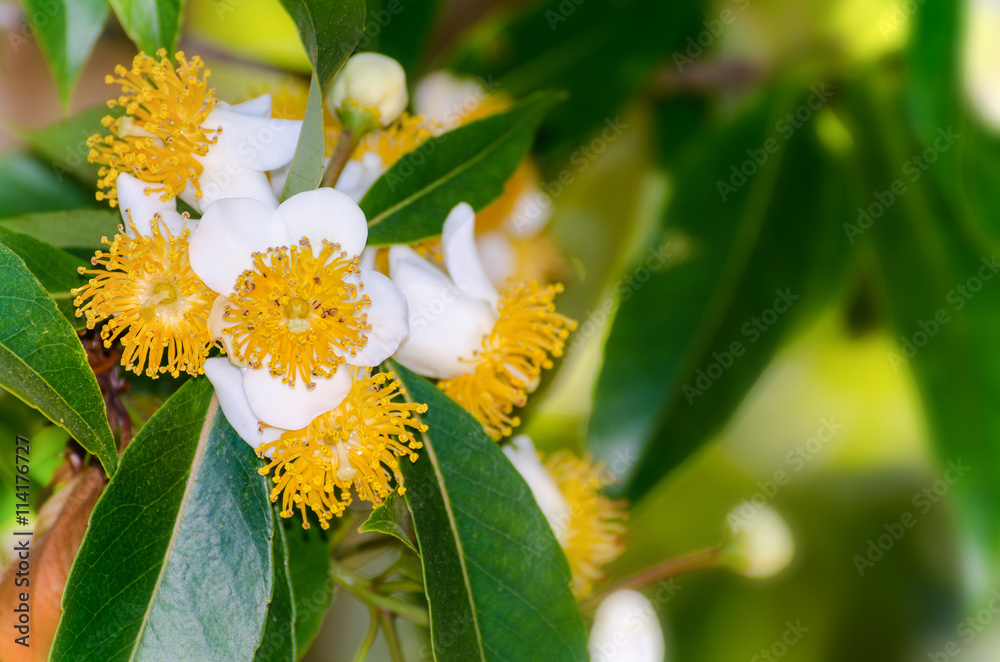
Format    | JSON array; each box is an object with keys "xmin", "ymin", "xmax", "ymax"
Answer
[
  {"xmin": 50, "ymin": 379, "xmax": 273, "ymax": 661},
  {"xmin": 448, "ymin": 0, "xmax": 702, "ymax": 164},
  {"xmin": 392, "ymin": 361, "xmax": 589, "ymax": 662},
  {"xmin": 362, "ymin": 91, "xmax": 561, "ymax": 245},
  {"xmin": 0, "ymin": 153, "xmax": 95, "ymax": 216},
  {"xmin": 0, "ymin": 242, "xmax": 116, "ymax": 475},
  {"xmin": 0, "ymin": 225, "xmax": 87, "ymax": 326},
  {"xmin": 359, "ymin": 491, "xmax": 417, "ymax": 553},
  {"xmin": 590, "ymin": 88, "xmax": 850, "ymax": 501},
  {"xmin": 255, "ymin": 508, "xmax": 297, "ymax": 662},
  {"xmin": 282, "ymin": 518, "xmax": 334, "ymax": 657},
  {"xmin": 0, "ymin": 209, "xmax": 120, "ymax": 250},
  {"xmin": 108, "ymin": 0, "xmax": 183, "ymax": 55},
  {"xmin": 18, "ymin": 0, "xmax": 108, "ymax": 106},
  {"xmin": 20, "ymin": 105, "xmax": 113, "ymax": 189},
  {"xmin": 359, "ymin": 0, "xmax": 442, "ymax": 75},
  {"xmin": 277, "ymin": 0, "xmax": 365, "ymax": 91},
  {"xmin": 281, "ymin": 72, "xmax": 326, "ymax": 200}
]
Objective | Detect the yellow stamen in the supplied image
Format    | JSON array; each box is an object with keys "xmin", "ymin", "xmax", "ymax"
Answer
[
  {"xmin": 544, "ymin": 451, "xmax": 628, "ymax": 598},
  {"xmin": 87, "ymin": 49, "xmax": 220, "ymax": 207},
  {"xmin": 438, "ymin": 281, "xmax": 577, "ymax": 440},
  {"xmin": 256, "ymin": 372, "xmax": 427, "ymax": 529},
  {"xmin": 351, "ymin": 113, "xmax": 438, "ymax": 167},
  {"xmin": 223, "ymin": 239, "xmax": 370, "ymax": 387},
  {"xmin": 73, "ymin": 217, "xmax": 214, "ymax": 378}
]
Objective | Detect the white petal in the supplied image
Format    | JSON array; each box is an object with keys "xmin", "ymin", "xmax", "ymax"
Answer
[
  {"xmin": 204, "ymin": 358, "xmax": 283, "ymax": 449},
  {"xmin": 207, "ymin": 294, "xmax": 243, "ymax": 364},
  {"xmin": 503, "ymin": 435, "xmax": 572, "ymax": 546},
  {"xmin": 193, "ymin": 170, "xmax": 279, "ymax": 213},
  {"xmin": 358, "ymin": 246, "xmax": 378, "ymax": 272},
  {"xmin": 188, "ymin": 197, "xmax": 291, "ymax": 294},
  {"xmin": 242, "ymin": 366, "xmax": 352, "ymax": 430},
  {"xmin": 442, "ymin": 203, "xmax": 499, "ymax": 306},
  {"xmin": 344, "ymin": 269, "xmax": 408, "ymax": 367},
  {"xmin": 204, "ymin": 107, "xmax": 303, "ymax": 171},
  {"xmin": 588, "ymin": 591, "xmax": 666, "ymax": 662},
  {"xmin": 277, "ymin": 188, "xmax": 368, "ymax": 257},
  {"xmin": 336, "ymin": 153, "xmax": 386, "ymax": 203},
  {"xmin": 476, "ymin": 231, "xmax": 517, "ymax": 288},
  {"xmin": 413, "ymin": 71, "xmax": 486, "ymax": 129},
  {"xmin": 227, "ymin": 94, "xmax": 273, "ymax": 118},
  {"xmin": 502, "ymin": 182, "xmax": 552, "ymax": 237},
  {"xmin": 116, "ymin": 173, "xmax": 189, "ymax": 236},
  {"xmin": 388, "ymin": 246, "xmax": 496, "ymax": 379}
]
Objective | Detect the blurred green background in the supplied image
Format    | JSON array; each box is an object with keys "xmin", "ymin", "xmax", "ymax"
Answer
[{"xmin": 3, "ymin": 0, "xmax": 1000, "ymax": 659}]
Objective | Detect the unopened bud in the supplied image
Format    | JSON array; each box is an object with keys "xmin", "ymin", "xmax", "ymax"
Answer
[
  {"xmin": 721, "ymin": 504, "xmax": 794, "ymax": 579},
  {"xmin": 588, "ymin": 590, "xmax": 666, "ymax": 662},
  {"xmin": 328, "ymin": 53, "xmax": 408, "ymax": 129}
]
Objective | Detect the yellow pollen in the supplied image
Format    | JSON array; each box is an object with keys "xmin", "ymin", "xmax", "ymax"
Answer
[
  {"xmin": 223, "ymin": 238, "xmax": 371, "ymax": 386},
  {"xmin": 351, "ymin": 113, "xmax": 438, "ymax": 168},
  {"xmin": 256, "ymin": 372, "xmax": 427, "ymax": 529},
  {"xmin": 543, "ymin": 451, "xmax": 628, "ymax": 598},
  {"xmin": 87, "ymin": 49, "xmax": 219, "ymax": 208},
  {"xmin": 438, "ymin": 280, "xmax": 577, "ymax": 440},
  {"xmin": 73, "ymin": 217, "xmax": 215, "ymax": 378}
]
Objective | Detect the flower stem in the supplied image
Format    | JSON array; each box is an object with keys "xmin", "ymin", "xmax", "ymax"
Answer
[
  {"xmin": 379, "ymin": 610, "xmax": 406, "ymax": 662},
  {"xmin": 321, "ymin": 129, "xmax": 360, "ymax": 189},
  {"xmin": 580, "ymin": 547, "xmax": 721, "ymax": 614},
  {"xmin": 330, "ymin": 559, "xmax": 429, "ymax": 626},
  {"xmin": 352, "ymin": 608, "xmax": 380, "ymax": 662}
]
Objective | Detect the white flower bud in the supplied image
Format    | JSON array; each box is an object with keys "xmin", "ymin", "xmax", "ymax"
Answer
[
  {"xmin": 964, "ymin": 0, "xmax": 1000, "ymax": 129},
  {"xmin": 329, "ymin": 53, "xmax": 408, "ymax": 127},
  {"xmin": 588, "ymin": 590, "xmax": 666, "ymax": 662},
  {"xmin": 722, "ymin": 504, "xmax": 794, "ymax": 579}
]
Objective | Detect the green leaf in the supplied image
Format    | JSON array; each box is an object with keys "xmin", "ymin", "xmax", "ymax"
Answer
[
  {"xmin": 589, "ymin": 88, "xmax": 850, "ymax": 501},
  {"xmin": 0, "ymin": 153, "xmax": 95, "ymax": 215},
  {"xmin": 362, "ymin": 91, "xmax": 561, "ymax": 246},
  {"xmin": 0, "ymin": 225, "xmax": 87, "ymax": 326},
  {"xmin": 448, "ymin": 0, "xmax": 702, "ymax": 164},
  {"xmin": 0, "ymin": 242, "xmax": 116, "ymax": 475},
  {"xmin": 359, "ymin": 0, "xmax": 442, "ymax": 75},
  {"xmin": 282, "ymin": 518, "xmax": 334, "ymax": 657},
  {"xmin": 281, "ymin": 72, "xmax": 326, "ymax": 200},
  {"xmin": 19, "ymin": 0, "xmax": 108, "ymax": 106},
  {"xmin": 277, "ymin": 0, "xmax": 365, "ymax": 91},
  {"xmin": 255, "ymin": 508, "xmax": 297, "ymax": 662},
  {"xmin": 21, "ymin": 105, "xmax": 113, "ymax": 189},
  {"xmin": 392, "ymin": 361, "xmax": 589, "ymax": 662},
  {"xmin": 108, "ymin": 0, "xmax": 183, "ymax": 54},
  {"xmin": 0, "ymin": 209, "xmax": 120, "ymax": 250},
  {"xmin": 50, "ymin": 379, "xmax": 273, "ymax": 661},
  {"xmin": 358, "ymin": 491, "xmax": 417, "ymax": 553}
]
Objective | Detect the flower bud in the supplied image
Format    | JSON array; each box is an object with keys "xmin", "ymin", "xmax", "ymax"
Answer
[
  {"xmin": 328, "ymin": 53, "xmax": 408, "ymax": 128},
  {"xmin": 588, "ymin": 590, "xmax": 666, "ymax": 662},
  {"xmin": 721, "ymin": 504, "xmax": 794, "ymax": 579},
  {"xmin": 964, "ymin": 0, "xmax": 1000, "ymax": 129}
]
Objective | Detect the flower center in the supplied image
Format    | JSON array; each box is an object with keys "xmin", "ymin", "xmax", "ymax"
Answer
[
  {"xmin": 223, "ymin": 238, "xmax": 371, "ymax": 387},
  {"xmin": 257, "ymin": 372, "xmax": 427, "ymax": 529},
  {"xmin": 437, "ymin": 280, "xmax": 577, "ymax": 440},
  {"xmin": 88, "ymin": 49, "xmax": 219, "ymax": 208},
  {"xmin": 353, "ymin": 113, "xmax": 437, "ymax": 167},
  {"xmin": 74, "ymin": 216, "xmax": 215, "ymax": 378}
]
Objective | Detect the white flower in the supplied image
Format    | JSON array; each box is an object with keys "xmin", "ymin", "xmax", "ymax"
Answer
[
  {"xmin": 964, "ymin": 0, "xmax": 1000, "ymax": 129},
  {"xmin": 329, "ymin": 53, "xmax": 408, "ymax": 127},
  {"xmin": 335, "ymin": 152, "xmax": 388, "ymax": 203},
  {"xmin": 388, "ymin": 202, "xmax": 500, "ymax": 379},
  {"xmin": 115, "ymin": 172, "xmax": 192, "ymax": 237},
  {"xmin": 722, "ymin": 504, "xmax": 795, "ymax": 579},
  {"xmin": 588, "ymin": 590, "xmax": 666, "ymax": 662},
  {"xmin": 503, "ymin": 435, "xmax": 572, "ymax": 546},
  {"xmin": 187, "ymin": 188, "xmax": 408, "ymax": 430},
  {"xmin": 413, "ymin": 71, "xmax": 490, "ymax": 129}
]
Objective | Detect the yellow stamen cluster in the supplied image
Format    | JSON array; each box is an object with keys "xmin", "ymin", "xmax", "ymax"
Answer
[
  {"xmin": 87, "ymin": 50, "xmax": 219, "ymax": 207},
  {"xmin": 257, "ymin": 372, "xmax": 426, "ymax": 529},
  {"xmin": 223, "ymin": 239, "xmax": 370, "ymax": 387},
  {"xmin": 73, "ymin": 217, "xmax": 215, "ymax": 378},
  {"xmin": 353, "ymin": 113, "xmax": 438, "ymax": 167},
  {"xmin": 264, "ymin": 80, "xmax": 343, "ymax": 155},
  {"xmin": 544, "ymin": 451, "xmax": 628, "ymax": 598},
  {"xmin": 438, "ymin": 281, "xmax": 576, "ymax": 440}
]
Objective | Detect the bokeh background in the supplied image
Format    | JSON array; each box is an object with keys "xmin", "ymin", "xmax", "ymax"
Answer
[{"xmin": 2, "ymin": 0, "xmax": 998, "ymax": 660}]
